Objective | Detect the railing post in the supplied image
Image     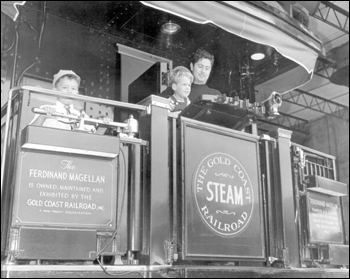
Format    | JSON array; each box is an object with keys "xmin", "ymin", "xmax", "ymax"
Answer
[
  {"xmin": 270, "ymin": 128, "xmax": 300, "ymax": 268},
  {"xmin": 138, "ymin": 96, "xmax": 170, "ymax": 265}
]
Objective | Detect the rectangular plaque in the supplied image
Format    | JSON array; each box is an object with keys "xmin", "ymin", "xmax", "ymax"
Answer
[
  {"xmin": 12, "ymin": 151, "xmax": 117, "ymax": 230},
  {"xmin": 181, "ymin": 118, "xmax": 265, "ymax": 260},
  {"xmin": 306, "ymin": 191, "xmax": 344, "ymax": 244}
]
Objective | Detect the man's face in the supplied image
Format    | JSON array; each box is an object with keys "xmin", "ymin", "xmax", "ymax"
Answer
[
  {"xmin": 55, "ymin": 76, "xmax": 79, "ymax": 95},
  {"xmin": 191, "ymin": 58, "xmax": 212, "ymax": 85}
]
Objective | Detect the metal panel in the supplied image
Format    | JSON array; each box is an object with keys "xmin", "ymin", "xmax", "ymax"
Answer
[
  {"xmin": 306, "ymin": 175, "xmax": 348, "ymax": 196},
  {"xmin": 306, "ymin": 191, "xmax": 344, "ymax": 244},
  {"xmin": 328, "ymin": 244, "xmax": 349, "ymax": 266},
  {"xmin": 21, "ymin": 125, "xmax": 120, "ymax": 158},
  {"xmin": 17, "ymin": 227, "xmax": 96, "ymax": 260},
  {"xmin": 15, "ymin": 6, "xmax": 118, "ymax": 100}
]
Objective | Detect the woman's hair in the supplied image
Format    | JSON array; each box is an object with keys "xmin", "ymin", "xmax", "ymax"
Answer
[
  {"xmin": 170, "ymin": 66, "xmax": 194, "ymax": 85},
  {"xmin": 191, "ymin": 48, "xmax": 214, "ymax": 66}
]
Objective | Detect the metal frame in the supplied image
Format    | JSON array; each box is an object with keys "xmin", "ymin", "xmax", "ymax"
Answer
[
  {"xmin": 283, "ymin": 89, "xmax": 349, "ymax": 121},
  {"xmin": 258, "ymin": 84, "xmax": 349, "ymax": 133},
  {"xmin": 289, "ymin": 142, "xmax": 346, "ymax": 267},
  {"xmin": 314, "ymin": 1, "xmax": 349, "ymax": 34},
  {"xmin": 256, "ymin": 1, "xmax": 349, "ymax": 133},
  {"xmin": 258, "ymin": 113, "xmax": 308, "ymax": 134},
  {"xmin": 314, "ymin": 57, "xmax": 336, "ymax": 80}
]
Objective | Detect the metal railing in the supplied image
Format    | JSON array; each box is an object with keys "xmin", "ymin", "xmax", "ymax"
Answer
[
  {"xmin": 292, "ymin": 142, "xmax": 337, "ymax": 180},
  {"xmin": 291, "ymin": 142, "xmax": 339, "ymax": 267}
]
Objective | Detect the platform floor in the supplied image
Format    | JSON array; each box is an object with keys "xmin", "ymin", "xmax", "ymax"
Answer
[{"xmin": 1, "ymin": 263, "xmax": 349, "ymax": 278}]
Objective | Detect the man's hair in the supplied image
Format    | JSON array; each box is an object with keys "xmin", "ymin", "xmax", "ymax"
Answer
[
  {"xmin": 191, "ymin": 48, "xmax": 214, "ymax": 66},
  {"xmin": 170, "ymin": 66, "xmax": 194, "ymax": 85}
]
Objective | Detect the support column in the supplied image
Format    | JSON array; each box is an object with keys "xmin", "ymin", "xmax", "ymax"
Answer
[
  {"xmin": 138, "ymin": 96, "xmax": 170, "ymax": 265},
  {"xmin": 270, "ymin": 128, "xmax": 300, "ymax": 268}
]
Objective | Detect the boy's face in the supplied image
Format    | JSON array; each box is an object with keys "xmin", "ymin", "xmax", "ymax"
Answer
[
  {"xmin": 172, "ymin": 76, "xmax": 191, "ymax": 99},
  {"xmin": 190, "ymin": 58, "xmax": 212, "ymax": 85},
  {"xmin": 55, "ymin": 76, "xmax": 79, "ymax": 95}
]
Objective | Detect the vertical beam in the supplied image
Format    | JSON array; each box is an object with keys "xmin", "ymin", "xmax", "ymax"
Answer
[
  {"xmin": 261, "ymin": 140, "xmax": 276, "ymax": 260},
  {"xmin": 127, "ymin": 143, "xmax": 142, "ymax": 252},
  {"xmin": 139, "ymin": 97, "xmax": 170, "ymax": 265},
  {"xmin": 270, "ymin": 129, "xmax": 300, "ymax": 268}
]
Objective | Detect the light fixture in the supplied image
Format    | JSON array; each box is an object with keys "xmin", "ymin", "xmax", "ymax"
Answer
[
  {"xmin": 251, "ymin": 53, "xmax": 265, "ymax": 60},
  {"xmin": 250, "ymin": 45, "xmax": 266, "ymax": 61},
  {"xmin": 251, "ymin": 51, "xmax": 265, "ymax": 61},
  {"xmin": 161, "ymin": 20, "xmax": 181, "ymax": 35}
]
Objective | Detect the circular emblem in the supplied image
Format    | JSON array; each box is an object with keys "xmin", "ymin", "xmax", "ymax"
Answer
[{"xmin": 193, "ymin": 153, "xmax": 254, "ymax": 237}]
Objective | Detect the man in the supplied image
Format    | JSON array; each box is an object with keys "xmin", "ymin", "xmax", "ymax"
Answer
[{"xmin": 159, "ymin": 48, "xmax": 221, "ymax": 102}]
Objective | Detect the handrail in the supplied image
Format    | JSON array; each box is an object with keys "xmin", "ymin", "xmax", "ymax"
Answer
[
  {"xmin": 20, "ymin": 86, "xmax": 148, "ymax": 111},
  {"xmin": 291, "ymin": 142, "xmax": 336, "ymax": 160},
  {"xmin": 32, "ymin": 108, "xmax": 128, "ymax": 129},
  {"xmin": 291, "ymin": 142, "xmax": 336, "ymax": 180}
]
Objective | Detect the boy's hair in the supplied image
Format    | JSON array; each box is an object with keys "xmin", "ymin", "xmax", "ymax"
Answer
[
  {"xmin": 170, "ymin": 66, "xmax": 194, "ymax": 85},
  {"xmin": 191, "ymin": 48, "xmax": 214, "ymax": 66},
  {"xmin": 53, "ymin": 70, "xmax": 81, "ymax": 87}
]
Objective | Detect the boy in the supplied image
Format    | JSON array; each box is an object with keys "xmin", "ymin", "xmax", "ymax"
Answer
[
  {"xmin": 168, "ymin": 66, "xmax": 193, "ymax": 113},
  {"xmin": 30, "ymin": 70, "xmax": 96, "ymax": 132},
  {"xmin": 159, "ymin": 49, "xmax": 221, "ymax": 103}
]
